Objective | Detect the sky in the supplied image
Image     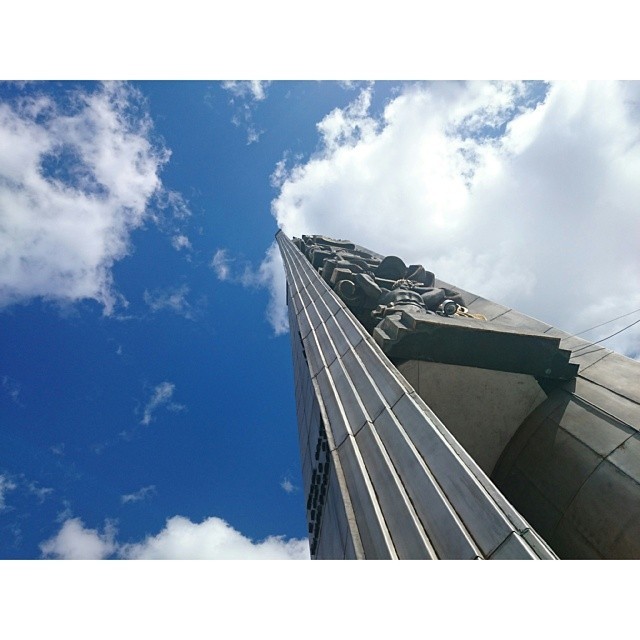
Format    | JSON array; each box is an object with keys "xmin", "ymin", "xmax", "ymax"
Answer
[{"xmin": 1, "ymin": 79, "xmax": 639, "ymax": 563}]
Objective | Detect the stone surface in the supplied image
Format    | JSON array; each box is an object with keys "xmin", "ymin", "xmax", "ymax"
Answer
[
  {"xmin": 398, "ymin": 360, "xmax": 547, "ymax": 475},
  {"xmin": 279, "ymin": 232, "xmax": 640, "ymax": 560}
]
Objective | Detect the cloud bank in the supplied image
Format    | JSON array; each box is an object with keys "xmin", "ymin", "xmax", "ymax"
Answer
[
  {"xmin": 268, "ymin": 81, "xmax": 640, "ymax": 356},
  {"xmin": 40, "ymin": 515, "xmax": 310, "ymax": 560},
  {"xmin": 0, "ymin": 82, "xmax": 179, "ymax": 313}
]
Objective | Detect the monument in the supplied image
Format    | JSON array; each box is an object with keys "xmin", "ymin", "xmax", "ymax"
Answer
[{"xmin": 277, "ymin": 231, "xmax": 640, "ymax": 559}]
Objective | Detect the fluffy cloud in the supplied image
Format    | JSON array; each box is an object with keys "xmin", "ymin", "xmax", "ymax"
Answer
[
  {"xmin": 120, "ymin": 516, "xmax": 309, "ymax": 559},
  {"xmin": 40, "ymin": 517, "xmax": 117, "ymax": 559},
  {"xmin": 0, "ymin": 82, "xmax": 180, "ymax": 314},
  {"xmin": 140, "ymin": 381, "xmax": 184, "ymax": 425},
  {"xmin": 171, "ymin": 234, "xmax": 192, "ymax": 252},
  {"xmin": 269, "ymin": 81, "xmax": 640, "ymax": 356},
  {"xmin": 40, "ymin": 515, "xmax": 310, "ymax": 560}
]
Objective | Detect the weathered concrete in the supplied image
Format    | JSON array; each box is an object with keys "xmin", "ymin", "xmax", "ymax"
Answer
[{"xmin": 397, "ymin": 361, "xmax": 547, "ymax": 475}]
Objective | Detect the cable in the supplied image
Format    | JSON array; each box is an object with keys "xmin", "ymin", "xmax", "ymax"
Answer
[
  {"xmin": 573, "ymin": 306, "xmax": 640, "ymax": 336},
  {"xmin": 571, "ymin": 317, "xmax": 640, "ymax": 355}
]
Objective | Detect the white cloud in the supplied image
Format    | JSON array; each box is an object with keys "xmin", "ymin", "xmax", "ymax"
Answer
[
  {"xmin": 221, "ymin": 81, "xmax": 270, "ymax": 144},
  {"xmin": 212, "ymin": 244, "xmax": 287, "ymax": 335},
  {"xmin": 211, "ymin": 248, "xmax": 232, "ymax": 281},
  {"xmin": 171, "ymin": 234, "xmax": 191, "ymax": 252},
  {"xmin": 280, "ymin": 477, "xmax": 296, "ymax": 494},
  {"xmin": 121, "ymin": 485, "xmax": 156, "ymax": 504},
  {"xmin": 269, "ymin": 81, "xmax": 640, "ymax": 356},
  {"xmin": 40, "ymin": 515, "xmax": 310, "ymax": 560},
  {"xmin": 221, "ymin": 81, "xmax": 270, "ymax": 102},
  {"xmin": 140, "ymin": 381, "xmax": 182, "ymax": 426},
  {"xmin": 0, "ymin": 82, "xmax": 181, "ymax": 314},
  {"xmin": 27, "ymin": 481, "xmax": 53, "ymax": 503},
  {"xmin": 143, "ymin": 284, "xmax": 194, "ymax": 319},
  {"xmin": 40, "ymin": 517, "xmax": 117, "ymax": 559},
  {"xmin": 121, "ymin": 516, "xmax": 309, "ymax": 560},
  {"xmin": 0, "ymin": 474, "xmax": 17, "ymax": 510}
]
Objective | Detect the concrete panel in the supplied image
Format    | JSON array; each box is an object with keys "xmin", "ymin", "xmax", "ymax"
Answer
[
  {"xmin": 304, "ymin": 298, "xmax": 324, "ymax": 332},
  {"xmin": 296, "ymin": 284, "xmax": 315, "ymax": 312},
  {"xmin": 313, "ymin": 321, "xmax": 339, "ymax": 370},
  {"xmin": 301, "ymin": 330, "xmax": 327, "ymax": 378},
  {"xmin": 514, "ymin": 419, "xmax": 602, "ymax": 512},
  {"xmin": 521, "ymin": 527, "xmax": 560, "ymax": 559},
  {"xmin": 579, "ymin": 352, "xmax": 640, "ymax": 405},
  {"xmin": 372, "ymin": 407, "xmax": 481, "ymax": 559},
  {"xmin": 332, "ymin": 307, "xmax": 365, "ymax": 350},
  {"xmin": 289, "ymin": 289, "xmax": 305, "ymax": 316},
  {"xmin": 305, "ymin": 396, "xmax": 323, "ymax": 457},
  {"xmin": 344, "ymin": 530, "xmax": 358, "ymax": 559},
  {"xmin": 335, "ymin": 435, "xmax": 396, "ymax": 559},
  {"xmin": 320, "ymin": 288, "xmax": 342, "ymax": 315},
  {"xmin": 407, "ymin": 388, "xmax": 538, "ymax": 535},
  {"xmin": 553, "ymin": 460, "xmax": 640, "ymax": 559},
  {"xmin": 396, "ymin": 359, "xmax": 419, "ymax": 392},
  {"xmin": 497, "ymin": 466, "xmax": 564, "ymax": 541},
  {"xmin": 489, "ymin": 532, "xmax": 538, "ymax": 560},
  {"xmin": 568, "ymin": 377, "xmax": 640, "ymax": 432},
  {"xmin": 315, "ymin": 368, "xmax": 351, "ymax": 448},
  {"xmin": 324, "ymin": 315, "xmax": 352, "ymax": 358},
  {"xmin": 355, "ymin": 423, "xmax": 435, "ymax": 559},
  {"xmin": 301, "ymin": 447, "xmax": 313, "ymax": 499},
  {"xmin": 315, "ymin": 493, "xmax": 344, "ymax": 559},
  {"xmin": 312, "ymin": 293, "xmax": 335, "ymax": 325},
  {"xmin": 551, "ymin": 398, "xmax": 635, "ymax": 458},
  {"xmin": 609, "ymin": 433, "xmax": 640, "ymax": 483},
  {"xmin": 326, "ymin": 466, "xmax": 349, "ymax": 555},
  {"xmin": 326, "ymin": 357, "xmax": 369, "ymax": 436},
  {"xmin": 352, "ymin": 340, "xmax": 408, "ymax": 407},
  {"xmin": 548, "ymin": 520, "xmax": 602, "ymax": 559},
  {"xmin": 488, "ymin": 308, "xmax": 553, "ymax": 334},
  {"xmin": 399, "ymin": 360, "xmax": 547, "ymax": 475},
  {"xmin": 391, "ymin": 394, "xmax": 517, "ymax": 557},
  {"xmin": 340, "ymin": 349, "xmax": 390, "ymax": 423},
  {"xmin": 491, "ymin": 390, "xmax": 571, "ymax": 486}
]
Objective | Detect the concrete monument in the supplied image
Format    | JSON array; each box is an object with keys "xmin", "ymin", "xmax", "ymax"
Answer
[{"xmin": 277, "ymin": 232, "xmax": 640, "ymax": 559}]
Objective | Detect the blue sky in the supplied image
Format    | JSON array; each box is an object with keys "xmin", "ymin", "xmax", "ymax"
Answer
[
  {"xmin": 2, "ymin": 79, "xmax": 640, "ymax": 562},
  {"xmin": 0, "ymin": 80, "xmax": 393, "ymax": 559}
]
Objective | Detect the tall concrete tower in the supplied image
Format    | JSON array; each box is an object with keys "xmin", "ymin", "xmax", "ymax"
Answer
[{"xmin": 277, "ymin": 231, "xmax": 640, "ymax": 559}]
